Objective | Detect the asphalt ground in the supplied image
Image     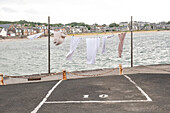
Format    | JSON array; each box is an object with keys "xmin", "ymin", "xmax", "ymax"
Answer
[{"xmin": 0, "ymin": 73, "xmax": 170, "ymax": 113}]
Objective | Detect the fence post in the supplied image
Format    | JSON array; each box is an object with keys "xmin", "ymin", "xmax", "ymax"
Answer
[
  {"xmin": 131, "ymin": 16, "xmax": 133, "ymax": 67},
  {"xmin": 63, "ymin": 70, "xmax": 67, "ymax": 80},
  {"xmin": 119, "ymin": 64, "xmax": 123, "ymax": 75},
  {"xmin": 0, "ymin": 73, "xmax": 4, "ymax": 85},
  {"xmin": 48, "ymin": 16, "xmax": 51, "ymax": 74}
]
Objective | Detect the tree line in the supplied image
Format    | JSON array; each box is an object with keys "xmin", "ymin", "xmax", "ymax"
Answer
[{"xmin": 0, "ymin": 20, "xmax": 121, "ymax": 28}]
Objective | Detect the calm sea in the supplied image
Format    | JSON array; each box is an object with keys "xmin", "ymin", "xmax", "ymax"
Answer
[{"xmin": 0, "ymin": 31, "xmax": 170, "ymax": 76}]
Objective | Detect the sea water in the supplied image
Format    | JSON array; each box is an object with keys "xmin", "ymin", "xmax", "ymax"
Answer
[{"xmin": 0, "ymin": 31, "xmax": 169, "ymax": 76}]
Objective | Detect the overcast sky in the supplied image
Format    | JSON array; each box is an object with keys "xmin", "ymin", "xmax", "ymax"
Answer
[{"xmin": 0, "ymin": 0, "xmax": 170, "ymax": 25}]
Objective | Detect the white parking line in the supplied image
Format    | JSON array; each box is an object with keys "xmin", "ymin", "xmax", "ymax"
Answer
[
  {"xmin": 123, "ymin": 75, "xmax": 152, "ymax": 101},
  {"xmin": 44, "ymin": 75, "xmax": 152, "ymax": 104},
  {"xmin": 31, "ymin": 80, "xmax": 63, "ymax": 113},
  {"xmin": 45, "ymin": 100, "xmax": 149, "ymax": 104}
]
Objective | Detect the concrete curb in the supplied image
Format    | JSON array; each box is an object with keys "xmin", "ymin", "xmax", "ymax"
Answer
[{"xmin": 2, "ymin": 64, "xmax": 170, "ymax": 85}]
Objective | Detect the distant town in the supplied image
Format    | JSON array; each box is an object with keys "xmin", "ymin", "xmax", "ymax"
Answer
[{"xmin": 0, "ymin": 20, "xmax": 170, "ymax": 39}]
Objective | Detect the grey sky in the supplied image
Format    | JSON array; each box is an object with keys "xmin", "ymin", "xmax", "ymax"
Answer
[
  {"xmin": 0, "ymin": 0, "xmax": 170, "ymax": 24},
  {"xmin": 1, "ymin": 7, "xmax": 18, "ymax": 13}
]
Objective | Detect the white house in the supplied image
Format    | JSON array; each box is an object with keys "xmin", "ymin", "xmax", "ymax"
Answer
[
  {"xmin": 8, "ymin": 31, "xmax": 16, "ymax": 36},
  {"xmin": 0, "ymin": 28, "xmax": 7, "ymax": 37},
  {"xmin": 119, "ymin": 22, "xmax": 129, "ymax": 27},
  {"xmin": 165, "ymin": 25, "xmax": 170, "ymax": 29}
]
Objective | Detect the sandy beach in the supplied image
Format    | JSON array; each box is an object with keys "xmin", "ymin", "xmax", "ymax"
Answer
[{"xmin": 0, "ymin": 30, "xmax": 169, "ymax": 42}]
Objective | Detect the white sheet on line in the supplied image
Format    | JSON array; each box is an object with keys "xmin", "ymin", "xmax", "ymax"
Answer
[
  {"xmin": 27, "ymin": 32, "xmax": 43, "ymax": 40},
  {"xmin": 66, "ymin": 36, "xmax": 81, "ymax": 61},
  {"xmin": 86, "ymin": 38, "xmax": 100, "ymax": 64}
]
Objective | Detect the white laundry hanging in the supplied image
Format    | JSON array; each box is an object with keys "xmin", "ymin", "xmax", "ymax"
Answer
[
  {"xmin": 104, "ymin": 34, "xmax": 114, "ymax": 39},
  {"xmin": 102, "ymin": 36, "xmax": 107, "ymax": 54},
  {"xmin": 101, "ymin": 34, "xmax": 114, "ymax": 54},
  {"xmin": 66, "ymin": 36, "xmax": 81, "ymax": 61},
  {"xmin": 65, "ymin": 34, "xmax": 114, "ymax": 64},
  {"xmin": 86, "ymin": 38, "xmax": 100, "ymax": 64},
  {"xmin": 27, "ymin": 32, "xmax": 44, "ymax": 40},
  {"xmin": 54, "ymin": 31, "xmax": 67, "ymax": 46}
]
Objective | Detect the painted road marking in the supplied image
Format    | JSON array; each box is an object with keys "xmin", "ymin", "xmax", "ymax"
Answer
[
  {"xmin": 31, "ymin": 80, "xmax": 63, "ymax": 113},
  {"xmin": 124, "ymin": 75, "xmax": 152, "ymax": 101},
  {"xmin": 99, "ymin": 94, "xmax": 108, "ymax": 98},
  {"xmin": 83, "ymin": 95, "xmax": 89, "ymax": 98},
  {"xmin": 45, "ymin": 100, "xmax": 150, "ymax": 104},
  {"xmin": 83, "ymin": 94, "xmax": 108, "ymax": 99},
  {"xmin": 44, "ymin": 75, "xmax": 152, "ymax": 104}
]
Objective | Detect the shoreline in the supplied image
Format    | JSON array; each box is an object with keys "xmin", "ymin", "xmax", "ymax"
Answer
[
  {"xmin": 0, "ymin": 30, "xmax": 170, "ymax": 42},
  {"xmin": 67, "ymin": 30, "xmax": 161, "ymax": 36},
  {"xmin": 66, "ymin": 29, "xmax": 170, "ymax": 36}
]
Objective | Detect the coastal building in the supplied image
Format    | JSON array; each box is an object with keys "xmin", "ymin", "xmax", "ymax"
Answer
[
  {"xmin": 159, "ymin": 21, "xmax": 166, "ymax": 25},
  {"xmin": 89, "ymin": 25, "xmax": 97, "ymax": 32},
  {"xmin": 52, "ymin": 27, "xmax": 67, "ymax": 33},
  {"xmin": 95, "ymin": 25, "xmax": 103, "ymax": 32},
  {"xmin": 0, "ymin": 20, "xmax": 170, "ymax": 37},
  {"xmin": 0, "ymin": 28, "xmax": 7, "ymax": 37},
  {"xmin": 8, "ymin": 31, "xmax": 16, "ymax": 36},
  {"xmin": 64, "ymin": 27, "xmax": 71, "ymax": 34},
  {"xmin": 136, "ymin": 21, "xmax": 145, "ymax": 30},
  {"xmin": 0, "ymin": 24, "xmax": 15, "ymax": 30},
  {"xmin": 15, "ymin": 28, "xmax": 23, "ymax": 36},
  {"xmin": 68, "ymin": 26, "xmax": 89, "ymax": 34},
  {"xmin": 0, "ymin": 24, "xmax": 16, "ymax": 37},
  {"xmin": 150, "ymin": 23, "xmax": 157, "ymax": 30},
  {"xmin": 119, "ymin": 22, "xmax": 129, "ymax": 31},
  {"xmin": 119, "ymin": 22, "xmax": 129, "ymax": 27},
  {"xmin": 144, "ymin": 25, "xmax": 152, "ymax": 30},
  {"xmin": 119, "ymin": 26, "xmax": 129, "ymax": 31},
  {"xmin": 165, "ymin": 25, "xmax": 170, "ymax": 29},
  {"xmin": 131, "ymin": 21, "xmax": 152, "ymax": 30},
  {"xmin": 23, "ymin": 28, "xmax": 34, "ymax": 36}
]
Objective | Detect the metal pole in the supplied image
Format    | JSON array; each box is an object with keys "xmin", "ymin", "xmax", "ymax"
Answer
[
  {"xmin": 131, "ymin": 16, "xmax": 133, "ymax": 67},
  {"xmin": 48, "ymin": 16, "xmax": 50, "ymax": 73}
]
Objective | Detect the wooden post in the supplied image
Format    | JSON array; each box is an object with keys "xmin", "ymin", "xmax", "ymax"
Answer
[
  {"xmin": 63, "ymin": 70, "xmax": 67, "ymax": 80},
  {"xmin": 0, "ymin": 73, "xmax": 4, "ymax": 85},
  {"xmin": 131, "ymin": 16, "xmax": 133, "ymax": 67},
  {"xmin": 119, "ymin": 64, "xmax": 123, "ymax": 75},
  {"xmin": 48, "ymin": 16, "xmax": 50, "ymax": 74},
  {"xmin": 44, "ymin": 29, "xmax": 45, "ymax": 36}
]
